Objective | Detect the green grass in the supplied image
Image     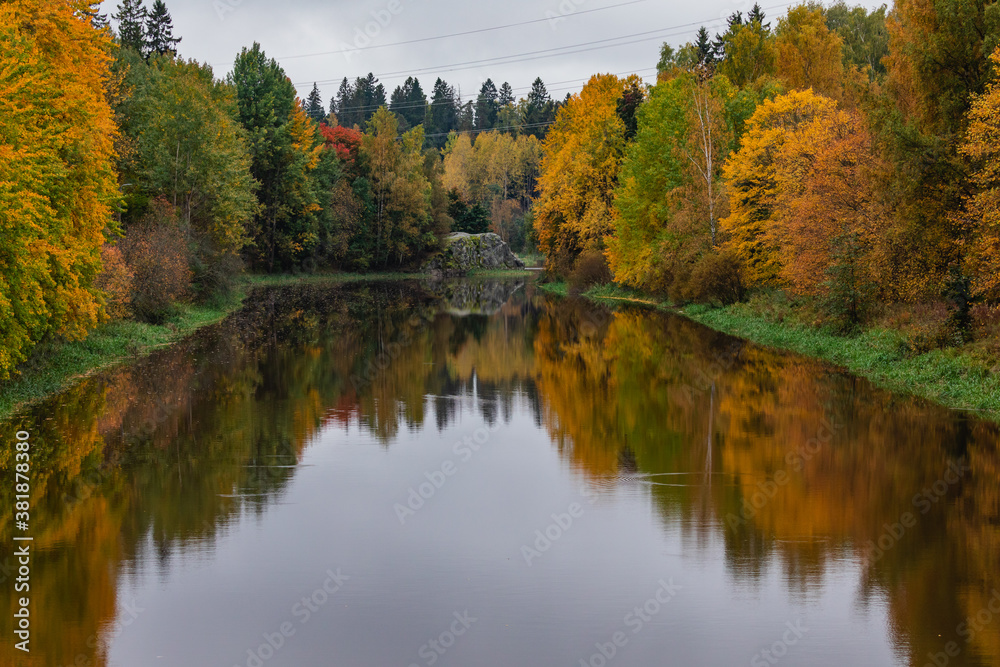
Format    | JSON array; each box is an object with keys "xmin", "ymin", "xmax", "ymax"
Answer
[
  {"xmin": 517, "ymin": 252, "xmax": 545, "ymax": 268},
  {"xmin": 466, "ymin": 268, "xmax": 535, "ymax": 277},
  {"xmin": 539, "ymin": 281, "xmax": 1000, "ymax": 420},
  {"xmin": 0, "ymin": 292, "xmax": 245, "ymax": 421}
]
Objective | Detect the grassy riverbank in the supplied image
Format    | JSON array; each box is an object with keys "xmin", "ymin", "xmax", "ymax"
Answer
[
  {"xmin": 0, "ymin": 268, "xmax": 535, "ymax": 420},
  {"xmin": 539, "ymin": 281, "xmax": 1000, "ymax": 419}
]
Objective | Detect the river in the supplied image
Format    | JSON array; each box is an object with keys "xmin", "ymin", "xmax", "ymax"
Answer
[{"xmin": 1, "ymin": 277, "xmax": 997, "ymax": 667}]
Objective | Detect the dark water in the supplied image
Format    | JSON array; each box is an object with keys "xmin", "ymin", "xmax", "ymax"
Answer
[{"xmin": 1, "ymin": 278, "xmax": 998, "ymax": 667}]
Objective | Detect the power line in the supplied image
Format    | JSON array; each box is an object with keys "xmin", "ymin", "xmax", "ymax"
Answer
[
  {"xmin": 277, "ymin": 0, "xmax": 656, "ymax": 61},
  {"xmin": 296, "ymin": 25, "xmax": 691, "ymax": 88},
  {"xmin": 290, "ymin": 1, "xmax": 797, "ymax": 89}
]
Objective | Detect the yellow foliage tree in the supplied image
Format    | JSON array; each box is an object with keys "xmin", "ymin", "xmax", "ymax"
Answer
[
  {"xmin": 961, "ymin": 47, "xmax": 1000, "ymax": 300},
  {"xmin": 534, "ymin": 74, "xmax": 642, "ymax": 275},
  {"xmin": 720, "ymin": 89, "xmax": 838, "ymax": 285},
  {"xmin": 775, "ymin": 4, "xmax": 846, "ymax": 101},
  {"xmin": 0, "ymin": 0, "xmax": 119, "ymax": 377}
]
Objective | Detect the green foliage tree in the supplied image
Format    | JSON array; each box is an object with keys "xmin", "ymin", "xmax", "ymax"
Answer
[
  {"xmin": 389, "ymin": 76, "xmax": 427, "ymax": 131},
  {"xmin": 116, "ymin": 50, "xmax": 258, "ymax": 293},
  {"xmin": 825, "ymin": 1, "xmax": 889, "ymax": 78},
  {"xmin": 229, "ymin": 43, "xmax": 327, "ymax": 271},
  {"xmin": 144, "ymin": 0, "xmax": 179, "ymax": 57},
  {"xmin": 426, "ymin": 78, "xmax": 459, "ymax": 149},
  {"xmin": 112, "ymin": 0, "xmax": 146, "ymax": 53},
  {"xmin": 304, "ymin": 83, "xmax": 325, "ymax": 123},
  {"xmin": 475, "ymin": 79, "xmax": 499, "ymax": 131}
]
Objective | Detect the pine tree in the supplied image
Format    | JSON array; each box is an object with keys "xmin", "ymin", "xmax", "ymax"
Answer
[
  {"xmin": 305, "ymin": 83, "xmax": 325, "ymax": 123},
  {"xmin": 145, "ymin": 0, "xmax": 180, "ymax": 57},
  {"xmin": 113, "ymin": 0, "xmax": 146, "ymax": 53}
]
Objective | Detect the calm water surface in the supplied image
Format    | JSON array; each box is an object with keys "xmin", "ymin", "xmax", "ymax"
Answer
[{"xmin": 1, "ymin": 278, "xmax": 998, "ymax": 667}]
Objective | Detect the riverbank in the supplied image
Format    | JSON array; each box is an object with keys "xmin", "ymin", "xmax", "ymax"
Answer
[
  {"xmin": 539, "ymin": 281, "xmax": 1000, "ymax": 420},
  {"xmin": 0, "ymin": 269, "xmax": 535, "ymax": 420}
]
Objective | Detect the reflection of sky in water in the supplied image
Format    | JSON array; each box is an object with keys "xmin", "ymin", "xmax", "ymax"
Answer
[{"xmin": 1, "ymin": 278, "xmax": 996, "ymax": 667}]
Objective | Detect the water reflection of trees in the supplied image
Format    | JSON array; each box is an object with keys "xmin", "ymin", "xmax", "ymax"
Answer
[
  {"xmin": 531, "ymin": 296, "xmax": 1000, "ymax": 667},
  {"xmin": 0, "ymin": 279, "xmax": 539, "ymax": 666},
  {"xmin": 0, "ymin": 281, "xmax": 997, "ymax": 666}
]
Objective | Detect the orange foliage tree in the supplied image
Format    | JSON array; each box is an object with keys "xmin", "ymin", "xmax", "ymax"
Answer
[
  {"xmin": 721, "ymin": 89, "xmax": 838, "ymax": 285},
  {"xmin": 0, "ymin": 0, "xmax": 119, "ymax": 376}
]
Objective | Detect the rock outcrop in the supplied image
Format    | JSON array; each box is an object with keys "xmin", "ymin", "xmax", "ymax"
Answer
[{"xmin": 423, "ymin": 233, "xmax": 525, "ymax": 276}]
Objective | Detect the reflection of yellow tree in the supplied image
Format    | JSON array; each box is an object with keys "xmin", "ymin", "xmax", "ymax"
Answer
[{"xmin": 531, "ymin": 295, "xmax": 1000, "ymax": 667}]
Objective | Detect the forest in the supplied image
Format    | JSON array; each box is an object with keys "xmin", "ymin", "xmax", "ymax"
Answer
[{"xmin": 2, "ymin": 0, "xmax": 1000, "ymax": 380}]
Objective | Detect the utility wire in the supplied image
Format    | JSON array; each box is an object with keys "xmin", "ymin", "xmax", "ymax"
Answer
[
  {"xmin": 278, "ymin": 0, "xmax": 655, "ymax": 61},
  {"xmin": 290, "ymin": 1, "xmax": 796, "ymax": 88},
  {"xmin": 298, "ymin": 26, "xmax": 686, "ymax": 88}
]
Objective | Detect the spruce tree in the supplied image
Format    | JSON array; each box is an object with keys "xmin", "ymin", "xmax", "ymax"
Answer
[
  {"xmin": 427, "ymin": 78, "xmax": 458, "ymax": 148},
  {"xmin": 334, "ymin": 78, "xmax": 353, "ymax": 126},
  {"xmin": 113, "ymin": 0, "xmax": 146, "ymax": 54},
  {"xmin": 475, "ymin": 79, "xmax": 499, "ymax": 131},
  {"xmin": 695, "ymin": 27, "xmax": 715, "ymax": 66},
  {"xmin": 305, "ymin": 83, "xmax": 325, "ymax": 123},
  {"xmin": 145, "ymin": 0, "xmax": 180, "ymax": 57},
  {"xmin": 498, "ymin": 82, "xmax": 515, "ymax": 107}
]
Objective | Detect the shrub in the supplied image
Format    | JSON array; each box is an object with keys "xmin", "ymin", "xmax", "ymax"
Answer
[
  {"xmin": 119, "ymin": 199, "xmax": 192, "ymax": 323},
  {"xmin": 94, "ymin": 245, "xmax": 135, "ymax": 320},
  {"xmin": 684, "ymin": 250, "xmax": 746, "ymax": 305},
  {"xmin": 569, "ymin": 249, "xmax": 612, "ymax": 293}
]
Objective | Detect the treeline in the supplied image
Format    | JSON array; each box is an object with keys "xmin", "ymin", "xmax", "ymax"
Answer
[
  {"xmin": 310, "ymin": 74, "xmax": 561, "ymax": 148},
  {"xmin": 0, "ymin": 0, "xmax": 546, "ymax": 378},
  {"xmin": 536, "ymin": 1, "xmax": 1000, "ymax": 341}
]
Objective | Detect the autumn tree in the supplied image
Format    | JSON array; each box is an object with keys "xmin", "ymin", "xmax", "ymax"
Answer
[
  {"xmin": 535, "ymin": 74, "xmax": 642, "ymax": 275},
  {"xmin": 879, "ymin": 0, "xmax": 1000, "ymax": 298},
  {"xmin": 721, "ymin": 89, "xmax": 839, "ymax": 285},
  {"xmin": 772, "ymin": 108, "xmax": 888, "ymax": 328},
  {"xmin": 775, "ymin": 4, "xmax": 845, "ymax": 100},
  {"xmin": 0, "ymin": 0, "xmax": 120, "ymax": 376},
  {"xmin": 359, "ymin": 108, "xmax": 433, "ymax": 266},
  {"xmin": 961, "ymin": 47, "xmax": 1000, "ymax": 301}
]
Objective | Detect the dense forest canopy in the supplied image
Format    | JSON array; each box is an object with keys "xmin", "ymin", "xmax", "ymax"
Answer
[{"xmin": 2, "ymin": 0, "xmax": 1000, "ymax": 378}]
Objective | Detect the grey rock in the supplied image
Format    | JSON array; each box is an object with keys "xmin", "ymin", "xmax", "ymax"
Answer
[{"xmin": 423, "ymin": 233, "xmax": 525, "ymax": 276}]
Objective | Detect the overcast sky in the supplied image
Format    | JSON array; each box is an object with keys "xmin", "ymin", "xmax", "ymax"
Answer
[{"xmin": 101, "ymin": 0, "xmax": 889, "ymax": 107}]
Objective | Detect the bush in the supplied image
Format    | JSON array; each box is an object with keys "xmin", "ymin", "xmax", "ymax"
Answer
[
  {"xmin": 94, "ymin": 244, "xmax": 135, "ymax": 320},
  {"xmin": 191, "ymin": 240, "xmax": 243, "ymax": 301},
  {"xmin": 684, "ymin": 250, "xmax": 745, "ymax": 305},
  {"xmin": 119, "ymin": 199, "xmax": 192, "ymax": 323},
  {"xmin": 569, "ymin": 249, "xmax": 612, "ymax": 293}
]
